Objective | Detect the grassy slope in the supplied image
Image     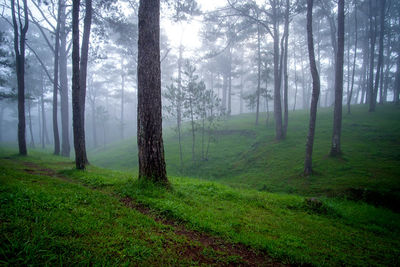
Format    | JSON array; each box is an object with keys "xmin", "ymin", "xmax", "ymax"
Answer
[
  {"xmin": 1, "ymin": 150, "xmax": 399, "ymax": 266},
  {"xmin": 91, "ymin": 105, "xmax": 400, "ymax": 200}
]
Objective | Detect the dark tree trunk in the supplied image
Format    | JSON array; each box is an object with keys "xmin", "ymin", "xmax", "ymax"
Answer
[
  {"xmin": 52, "ymin": 0, "xmax": 61, "ymax": 155},
  {"xmin": 293, "ymin": 47, "xmax": 298, "ymax": 111},
  {"xmin": 59, "ymin": 0, "xmax": 70, "ymax": 157},
  {"xmin": 72, "ymin": 0, "xmax": 85, "ymax": 169},
  {"xmin": 272, "ymin": 0, "xmax": 283, "ymax": 140},
  {"xmin": 11, "ymin": 0, "xmax": 29, "ymax": 156},
  {"xmin": 369, "ymin": 0, "xmax": 385, "ymax": 112},
  {"xmin": 256, "ymin": 23, "xmax": 261, "ymax": 125},
  {"xmin": 330, "ymin": 0, "xmax": 345, "ymax": 157},
  {"xmin": 282, "ymin": 0, "xmax": 289, "ymax": 138},
  {"xmin": 347, "ymin": 0, "xmax": 358, "ymax": 114},
  {"xmin": 78, "ymin": 0, "xmax": 92, "ymax": 164},
  {"xmin": 41, "ymin": 77, "xmax": 50, "ymax": 147},
  {"xmin": 137, "ymin": 0, "xmax": 168, "ymax": 184},
  {"xmin": 304, "ymin": 0, "xmax": 320, "ymax": 176}
]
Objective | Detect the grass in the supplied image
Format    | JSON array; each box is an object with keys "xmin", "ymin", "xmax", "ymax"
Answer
[
  {"xmin": 1, "ymin": 104, "xmax": 400, "ymax": 266},
  {"xmin": 1, "ymin": 149, "xmax": 399, "ymax": 266},
  {"xmin": 91, "ymin": 105, "xmax": 400, "ymax": 207}
]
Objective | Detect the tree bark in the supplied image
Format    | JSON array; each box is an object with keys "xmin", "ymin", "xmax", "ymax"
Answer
[
  {"xmin": 72, "ymin": 0, "xmax": 85, "ymax": 169},
  {"xmin": 78, "ymin": 0, "xmax": 92, "ymax": 164},
  {"xmin": 11, "ymin": 0, "xmax": 29, "ymax": 155},
  {"xmin": 59, "ymin": 0, "xmax": 70, "ymax": 157},
  {"xmin": 137, "ymin": 0, "xmax": 168, "ymax": 184},
  {"xmin": 367, "ymin": 0, "xmax": 377, "ymax": 106},
  {"xmin": 304, "ymin": 0, "xmax": 320, "ymax": 176},
  {"xmin": 28, "ymin": 99, "xmax": 35, "ymax": 148},
  {"xmin": 369, "ymin": 0, "xmax": 385, "ymax": 112},
  {"xmin": 330, "ymin": 0, "xmax": 345, "ymax": 157},
  {"xmin": 394, "ymin": 55, "xmax": 400, "ymax": 105},
  {"xmin": 52, "ymin": 0, "xmax": 61, "ymax": 155}
]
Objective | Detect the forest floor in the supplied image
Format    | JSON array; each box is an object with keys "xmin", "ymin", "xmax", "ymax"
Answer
[
  {"xmin": 1, "ymin": 104, "xmax": 400, "ymax": 266},
  {"xmin": 1, "ymin": 147, "xmax": 399, "ymax": 266}
]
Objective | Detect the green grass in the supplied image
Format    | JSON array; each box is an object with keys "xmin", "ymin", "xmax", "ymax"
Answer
[
  {"xmin": 1, "ymin": 150, "xmax": 399, "ymax": 266},
  {"xmin": 0, "ymin": 153, "xmax": 233, "ymax": 266},
  {"xmin": 91, "ymin": 105, "xmax": 400, "ymax": 206}
]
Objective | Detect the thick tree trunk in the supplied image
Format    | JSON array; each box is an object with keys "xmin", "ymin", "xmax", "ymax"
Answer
[
  {"xmin": 272, "ymin": 0, "xmax": 283, "ymax": 140},
  {"xmin": 304, "ymin": 0, "xmax": 320, "ymax": 176},
  {"xmin": 369, "ymin": 0, "xmax": 385, "ymax": 112},
  {"xmin": 52, "ymin": 0, "xmax": 61, "ymax": 155},
  {"xmin": 11, "ymin": 0, "xmax": 28, "ymax": 156},
  {"xmin": 78, "ymin": 0, "xmax": 92, "ymax": 165},
  {"xmin": 347, "ymin": 0, "xmax": 358, "ymax": 114},
  {"xmin": 137, "ymin": 0, "xmax": 168, "ymax": 184},
  {"xmin": 72, "ymin": 0, "xmax": 85, "ymax": 169},
  {"xmin": 330, "ymin": 0, "xmax": 345, "ymax": 157},
  {"xmin": 59, "ymin": 0, "xmax": 70, "ymax": 157}
]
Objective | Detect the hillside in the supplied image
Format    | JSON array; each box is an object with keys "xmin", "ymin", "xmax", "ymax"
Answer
[
  {"xmin": 1, "ymin": 150, "xmax": 399, "ymax": 266},
  {"xmin": 91, "ymin": 105, "xmax": 400, "ymax": 209}
]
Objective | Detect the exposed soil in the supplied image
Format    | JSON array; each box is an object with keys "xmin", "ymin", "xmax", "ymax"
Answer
[{"xmin": 20, "ymin": 160, "xmax": 286, "ymax": 266}]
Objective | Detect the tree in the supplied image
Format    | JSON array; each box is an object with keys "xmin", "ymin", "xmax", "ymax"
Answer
[
  {"xmin": 137, "ymin": 0, "xmax": 168, "ymax": 184},
  {"xmin": 330, "ymin": 0, "xmax": 345, "ymax": 157},
  {"xmin": 11, "ymin": 0, "xmax": 29, "ymax": 155},
  {"xmin": 72, "ymin": 0, "xmax": 92, "ymax": 169},
  {"xmin": 369, "ymin": 0, "xmax": 385, "ymax": 112},
  {"xmin": 304, "ymin": 0, "xmax": 320, "ymax": 176}
]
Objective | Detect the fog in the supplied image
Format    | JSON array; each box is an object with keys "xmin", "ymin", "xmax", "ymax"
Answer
[{"xmin": 0, "ymin": 0, "xmax": 399, "ymax": 154}]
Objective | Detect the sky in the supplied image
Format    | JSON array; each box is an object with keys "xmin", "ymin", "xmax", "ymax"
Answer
[{"xmin": 161, "ymin": 0, "xmax": 226, "ymax": 53}]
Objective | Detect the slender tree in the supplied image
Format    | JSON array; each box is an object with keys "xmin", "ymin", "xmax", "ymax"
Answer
[
  {"xmin": 11, "ymin": 0, "xmax": 29, "ymax": 155},
  {"xmin": 137, "ymin": 0, "xmax": 168, "ymax": 184},
  {"xmin": 304, "ymin": 0, "xmax": 320, "ymax": 176},
  {"xmin": 330, "ymin": 0, "xmax": 345, "ymax": 157},
  {"xmin": 52, "ymin": 0, "xmax": 61, "ymax": 155},
  {"xmin": 369, "ymin": 0, "xmax": 385, "ymax": 112},
  {"xmin": 347, "ymin": 0, "xmax": 358, "ymax": 114}
]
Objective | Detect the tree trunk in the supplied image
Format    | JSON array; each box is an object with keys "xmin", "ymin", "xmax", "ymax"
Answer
[
  {"xmin": 227, "ymin": 47, "xmax": 232, "ymax": 116},
  {"xmin": 11, "ymin": 0, "xmax": 28, "ymax": 156},
  {"xmin": 121, "ymin": 72, "xmax": 125, "ymax": 140},
  {"xmin": 394, "ymin": 55, "xmax": 400, "ymax": 105},
  {"xmin": 177, "ymin": 44, "xmax": 183, "ymax": 168},
  {"xmin": 347, "ymin": 0, "xmax": 358, "ymax": 114},
  {"xmin": 304, "ymin": 0, "xmax": 320, "ymax": 176},
  {"xmin": 272, "ymin": 0, "xmax": 283, "ymax": 140},
  {"xmin": 367, "ymin": 0, "xmax": 377, "ymax": 106},
  {"xmin": 41, "ymin": 76, "xmax": 50, "ymax": 147},
  {"xmin": 137, "ymin": 0, "xmax": 168, "ymax": 184},
  {"xmin": 0, "ymin": 106, "xmax": 4, "ymax": 142},
  {"xmin": 28, "ymin": 99, "xmax": 35, "ymax": 148},
  {"xmin": 78, "ymin": 0, "xmax": 92, "ymax": 165},
  {"xmin": 59, "ymin": 0, "xmax": 70, "ymax": 157},
  {"xmin": 72, "ymin": 0, "xmax": 85, "ymax": 169},
  {"xmin": 282, "ymin": 0, "xmax": 289, "ymax": 138},
  {"xmin": 255, "ymin": 23, "xmax": 261, "ymax": 125},
  {"xmin": 52, "ymin": 0, "xmax": 61, "ymax": 155},
  {"xmin": 293, "ymin": 47, "xmax": 298, "ymax": 111},
  {"xmin": 369, "ymin": 0, "xmax": 385, "ymax": 112},
  {"xmin": 330, "ymin": 0, "xmax": 345, "ymax": 157}
]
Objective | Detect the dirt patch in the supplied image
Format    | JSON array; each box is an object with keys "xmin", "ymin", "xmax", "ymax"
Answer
[{"xmin": 120, "ymin": 196, "xmax": 285, "ymax": 266}]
